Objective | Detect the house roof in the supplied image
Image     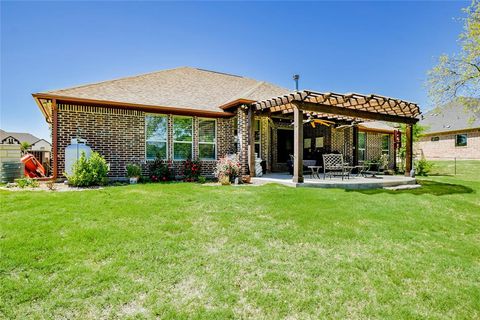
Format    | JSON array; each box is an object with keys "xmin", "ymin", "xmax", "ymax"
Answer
[
  {"xmin": 0, "ymin": 129, "xmax": 50, "ymax": 145},
  {"xmin": 420, "ymin": 99, "xmax": 480, "ymax": 134},
  {"xmin": 34, "ymin": 67, "xmax": 290, "ymax": 115}
]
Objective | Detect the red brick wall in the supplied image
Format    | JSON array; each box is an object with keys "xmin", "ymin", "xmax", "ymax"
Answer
[
  {"xmin": 56, "ymin": 104, "xmax": 236, "ymax": 178},
  {"xmin": 57, "ymin": 104, "xmax": 145, "ymax": 177},
  {"xmin": 416, "ymin": 129, "xmax": 480, "ymax": 160}
]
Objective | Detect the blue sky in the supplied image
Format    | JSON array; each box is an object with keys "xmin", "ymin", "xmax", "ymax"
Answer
[{"xmin": 1, "ymin": 1, "xmax": 468, "ymax": 140}]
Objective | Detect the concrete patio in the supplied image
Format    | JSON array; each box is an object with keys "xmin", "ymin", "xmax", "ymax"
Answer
[{"xmin": 251, "ymin": 172, "xmax": 417, "ymax": 189}]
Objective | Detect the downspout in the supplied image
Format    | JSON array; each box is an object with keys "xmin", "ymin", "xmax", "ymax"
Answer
[{"xmin": 51, "ymin": 99, "xmax": 58, "ymax": 180}]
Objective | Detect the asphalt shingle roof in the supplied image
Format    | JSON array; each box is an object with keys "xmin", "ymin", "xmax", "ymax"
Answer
[
  {"xmin": 41, "ymin": 67, "xmax": 290, "ymax": 112},
  {"xmin": 420, "ymin": 99, "xmax": 480, "ymax": 134},
  {"xmin": 0, "ymin": 129, "xmax": 46, "ymax": 145}
]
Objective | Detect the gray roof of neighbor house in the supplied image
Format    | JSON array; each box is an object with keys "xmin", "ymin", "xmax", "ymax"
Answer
[
  {"xmin": 36, "ymin": 67, "xmax": 290, "ymax": 112},
  {"xmin": 0, "ymin": 129, "xmax": 50, "ymax": 145},
  {"xmin": 420, "ymin": 99, "xmax": 480, "ymax": 134}
]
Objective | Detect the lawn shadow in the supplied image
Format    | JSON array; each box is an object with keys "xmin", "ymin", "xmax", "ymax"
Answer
[{"xmin": 346, "ymin": 180, "xmax": 474, "ymax": 196}]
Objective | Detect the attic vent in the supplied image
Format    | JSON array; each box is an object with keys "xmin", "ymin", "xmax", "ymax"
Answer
[{"xmin": 195, "ymin": 68, "xmax": 243, "ymax": 78}]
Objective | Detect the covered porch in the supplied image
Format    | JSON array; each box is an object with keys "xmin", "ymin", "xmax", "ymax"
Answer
[{"xmin": 246, "ymin": 90, "xmax": 420, "ymax": 184}]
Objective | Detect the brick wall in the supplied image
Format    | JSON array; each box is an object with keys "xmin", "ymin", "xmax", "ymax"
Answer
[
  {"xmin": 57, "ymin": 104, "xmax": 145, "ymax": 177},
  {"xmin": 56, "ymin": 104, "xmax": 235, "ymax": 178},
  {"xmin": 416, "ymin": 129, "xmax": 480, "ymax": 160}
]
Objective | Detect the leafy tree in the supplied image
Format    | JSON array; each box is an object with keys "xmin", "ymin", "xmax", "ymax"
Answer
[
  {"xmin": 20, "ymin": 142, "xmax": 31, "ymax": 154},
  {"xmin": 427, "ymin": 0, "xmax": 480, "ymax": 112},
  {"xmin": 398, "ymin": 124, "xmax": 427, "ymax": 173}
]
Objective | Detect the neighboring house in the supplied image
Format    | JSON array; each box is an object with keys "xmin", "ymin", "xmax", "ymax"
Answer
[
  {"xmin": 416, "ymin": 100, "xmax": 480, "ymax": 160},
  {"xmin": 0, "ymin": 129, "xmax": 52, "ymax": 164},
  {"xmin": 32, "ymin": 67, "xmax": 419, "ymax": 182}
]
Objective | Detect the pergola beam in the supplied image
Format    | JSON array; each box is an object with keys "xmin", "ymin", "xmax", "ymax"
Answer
[{"xmin": 292, "ymin": 100, "xmax": 419, "ymax": 125}]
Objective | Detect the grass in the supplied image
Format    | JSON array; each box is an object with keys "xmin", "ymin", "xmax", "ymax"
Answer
[{"xmin": 1, "ymin": 161, "xmax": 479, "ymax": 319}]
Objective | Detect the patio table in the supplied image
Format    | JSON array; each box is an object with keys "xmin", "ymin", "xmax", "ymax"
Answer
[{"xmin": 307, "ymin": 166, "xmax": 322, "ymax": 179}]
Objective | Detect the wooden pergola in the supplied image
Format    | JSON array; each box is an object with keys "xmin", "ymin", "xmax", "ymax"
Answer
[{"xmin": 246, "ymin": 90, "xmax": 420, "ymax": 182}]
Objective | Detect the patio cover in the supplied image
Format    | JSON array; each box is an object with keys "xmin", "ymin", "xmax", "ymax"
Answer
[
  {"xmin": 246, "ymin": 90, "xmax": 420, "ymax": 182},
  {"xmin": 252, "ymin": 90, "xmax": 420, "ymax": 125}
]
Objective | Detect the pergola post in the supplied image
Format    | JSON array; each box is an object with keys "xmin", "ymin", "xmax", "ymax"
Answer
[
  {"xmin": 248, "ymin": 106, "xmax": 256, "ymax": 177},
  {"xmin": 292, "ymin": 106, "xmax": 304, "ymax": 183},
  {"xmin": 405, "ymin": 124, "xmax": 414, "ymax": 177}
]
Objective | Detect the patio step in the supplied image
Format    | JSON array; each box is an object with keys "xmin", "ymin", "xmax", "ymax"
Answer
[{"xmin": 383, "ymin": 184, "xmax": 421, "ymax": 191}]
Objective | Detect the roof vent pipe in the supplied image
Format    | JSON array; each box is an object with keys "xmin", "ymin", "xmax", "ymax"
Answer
[{"xmin": 293, "ymin": 74, "xmax": 300, "ymax": 91}]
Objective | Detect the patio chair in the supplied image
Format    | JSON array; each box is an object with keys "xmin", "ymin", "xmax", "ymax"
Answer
[{"xmin": 322, "ymin": 154, "xmax": 351, "ymax": 180}]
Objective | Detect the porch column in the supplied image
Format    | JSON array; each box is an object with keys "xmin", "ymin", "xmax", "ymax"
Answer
[
  {"xmin": 248, "ymin": 106, "xmax": 256, "ymax": 177},
  {"xmin": 292, "ymin": 106, "xmax": 304, "ymax": 183},
  {"xmin": 405, "ymin": 124, "xmax": 413, "ymax": 176}
]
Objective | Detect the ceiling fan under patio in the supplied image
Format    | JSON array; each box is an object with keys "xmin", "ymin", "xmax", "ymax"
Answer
[
  {"xmin": 335, "ymin": 121, "xmax": 360, "ymax": 130},
  {"xmin": 293, "ymin": 115, "xmax": 335, "ymax": 128}
]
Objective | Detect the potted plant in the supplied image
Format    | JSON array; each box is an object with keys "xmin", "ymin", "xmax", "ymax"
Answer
[
  {"xmin": 214, "ymin": 155, "xmax": 241, "ymax": 185},
  {"xmin": 126, "ymin": 163, "xmax": 141, "ymax": 184},
  {"xmin": 379, "ymin": 154, "xmax": 389, "ymax": 171}
]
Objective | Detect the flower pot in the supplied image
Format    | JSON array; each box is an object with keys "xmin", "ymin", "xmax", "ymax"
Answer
[
  {"xmin": 129, "ymin": 177, "xmax": 139, "ymax": 184},
  {"xmin": 219, "ymin": 176, "xmax": 231, "ymax": 185},
  {"xmin": 242, "ymin": 175, "xmax": 251, "ymax": 184}
]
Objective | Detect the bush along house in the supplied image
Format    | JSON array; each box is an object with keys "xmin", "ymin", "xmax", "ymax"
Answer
[{"xmin": 32, "ymin": 67, "xmax": 420, "ymax": 183}]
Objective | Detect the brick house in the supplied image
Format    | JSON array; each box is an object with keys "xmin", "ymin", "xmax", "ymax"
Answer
[
  {"xmin": 32, "ymin": 67, "xmax": 420, "ymax": 182},
  {"xmin": 416, "ymin": 100, "xmax": 480, "ymax": 160}
]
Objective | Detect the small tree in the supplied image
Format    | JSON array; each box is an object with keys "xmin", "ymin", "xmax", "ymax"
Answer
[
  {"xmin": 398, "ymin": 124, "xmax": 427, "ymax": 173},
  {"xmin": 20, "ymin": 142, "xmax": 31, "ymax": 154},
  {"xmin": 427, "ymin": 1, "xmax": 480, "ymax": 113}
]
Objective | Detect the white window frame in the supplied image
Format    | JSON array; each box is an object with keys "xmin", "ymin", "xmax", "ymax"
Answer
[
  {"xmin": 358, "ymin": 132, "xmax": 366, "ymax": 162},
  {"xmin": 173, "ymin": 116, "xmax": 193, "ymax": 160},
  {"xmin": 145, "ymin": 114, "xmax": 168, "ymax": 161},
  {"xmin": 254, "ymin": 118, "xmax": 261, "ymax": 157},
  {"xmin": 381, "ymin": 134, "xmax": 390, "ymax": 156},
  {"xmin": 198, "ymin": 118, "xmax": 217, "ymax": 160}
]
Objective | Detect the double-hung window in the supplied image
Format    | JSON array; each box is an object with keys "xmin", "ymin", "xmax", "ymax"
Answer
[
  {"xmin": 173, "ymin": 116, "xmax": 193, "ymax": 160},
  {"xmin": 358, "ymin": 132, "xmax": 366, "ymax": 161},
  {"xmin": 381, "ymin": 134, "xmax": 390, "ymax": 155},
  {"xmin": 146, "ymin": 114, "xmax": 167, "ymax": 160},
  {"xmin": 199, "ymin": 119, "xmax": 216, "ymax": 160}
]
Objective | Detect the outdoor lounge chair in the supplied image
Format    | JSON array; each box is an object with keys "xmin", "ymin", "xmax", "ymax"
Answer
[{"xmin": 322, "ymin": 154, "xmax": 352, "ymax": 180}]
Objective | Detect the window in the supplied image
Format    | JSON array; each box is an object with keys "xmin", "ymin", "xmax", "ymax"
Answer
[
  {"xmin": 254, "ymin": 119, "xmax": 261, "ymax": 156},
  {"xmin": 199, "ymin": 118, "xmax": 216, "ymax": 160},
  {"xmin": 173, "ymin": 116, "xmax": 193, "ymax": 160},
  {"xmin": 358, "ymin": 132, "xmax": 366, "ymax": 161},
  {"xmin": 146, "ymin": 115, "xmax": 167, "ymax": 160},
  {"xmin": 381, "ymin": 135, "xmax": 390, "ymax": 155},
  {"xmin": 431, "ymin": 136, "xmax": 440, "ymax": 142},
  {"xmin": 455, "ymin": 134, "xmax": 467, "ymax": 147}
]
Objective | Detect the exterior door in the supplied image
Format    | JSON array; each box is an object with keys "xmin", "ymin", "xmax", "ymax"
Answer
[{"xmin": 277, "ymin": 129, "xmax": 294, "ymax": 163}]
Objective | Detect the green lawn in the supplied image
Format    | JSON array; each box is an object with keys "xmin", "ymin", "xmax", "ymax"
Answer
[{"xmin": 1, "ymin": 161, "xmax": 479, "ymax": 319}]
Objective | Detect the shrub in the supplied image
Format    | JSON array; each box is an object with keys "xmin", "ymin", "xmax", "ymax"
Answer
[
  {"xmin": 183, "ymin": 159, "xmax": 201, "ymax": 182},
  {"xmin": 67, "ymin": 151, "xmax": 109, "ymax": 187},
  {"xmin": 126, "ymin": 163, "xmax": 142, "ymax": 178},
  {"xmin": 148, "ymin": 158, "xmax": 174, "ymax": 182},
  {"xmin": 214, "ymin": 155, "xmax": 241, "ymax": 183},
  {"xmin": 197, "ymin": 176, "xmax": 207, "ymax": 184},
  {"xmin": 415, "ymin": 158, "xmax": 434, "ymax": 176},
  {"xmin": 15, "ymin": 178, "xmax": 39, "ymax": 188}
]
